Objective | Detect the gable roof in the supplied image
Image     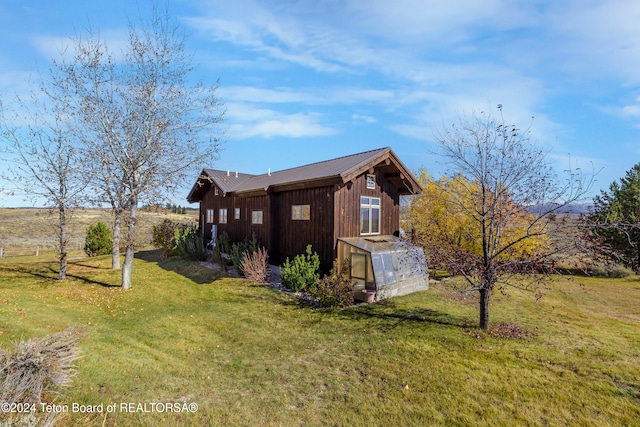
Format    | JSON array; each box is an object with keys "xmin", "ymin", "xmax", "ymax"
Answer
[
  {"xmin": 201, "ymin": 169, "xmax": 255, "ymax": 194},
  {"xmin": 187, "ymin": 147, "xmax": 421, "ymax": 202}
]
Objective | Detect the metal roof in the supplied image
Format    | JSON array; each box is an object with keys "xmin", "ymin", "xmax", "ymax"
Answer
[
  {"xmin": 338, "ymin": 235, "xmax": 419, "ymax": 254},
  {"xmin": 231, "ymin": 147, "xmax": 392, "ymax": 193},
  {"xmin": 201, "ymin": 169, "xmax": 255, "ymax": 194},
  {"xmin": 188, "ymin": 147, "xmax": 422, "ymax": 201}
]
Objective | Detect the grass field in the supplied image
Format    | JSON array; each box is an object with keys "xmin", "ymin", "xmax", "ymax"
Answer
[
  {"xmin": 0, "ymin": 208, "xmax": 197, "ymax": 257},
  {"xmin": 0, "ymin": 251, "xmax": 639, "ymax": 426}
]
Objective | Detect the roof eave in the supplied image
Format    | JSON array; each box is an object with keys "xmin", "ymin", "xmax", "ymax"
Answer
[
  {"xmin": 340, "ymin": 147, "xmax": 422, "ymax": 195},
  {"xmin": 186, "ymin": 170, "xmax": 214, "ymax": 203}
]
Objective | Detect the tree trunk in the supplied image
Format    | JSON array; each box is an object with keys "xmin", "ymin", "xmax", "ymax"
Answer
[
  {"xmin": 479, "ymin": 287, "xmax": 490, "ymax": 330},
  {"xmin": 121, "ymin": 203, "xmax": 137, "ymax": 290},
  {"xmin": 636, "ymin": 237, "xmax": 640, "ymax": 274},
  {"xmin": 111, "ymin": 209, "xmax": 122, "ymax": 270},
  {"xmin": 58, "ymin": 205, "xmax": 67, "ymax": 281},
  {"xmin": 122, "ymin": 245, "xmax": 134, "ymax": 290}
]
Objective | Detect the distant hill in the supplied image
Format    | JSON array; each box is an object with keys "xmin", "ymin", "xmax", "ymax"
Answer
[{"xmin": 529, "ymin": 203, "xmax": 593, "ymax": 215}]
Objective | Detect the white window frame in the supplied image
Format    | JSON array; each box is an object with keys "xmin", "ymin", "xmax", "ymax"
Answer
[
  {"xmin": 219, "ymin": 209, "xmax": 227, "ymax": 224},
  {"xmin": 292, "ymin": 204, "xmax": 311, "ymax": 220},
  {"xmin": 360, "ymin": 196, "xmax": 381, "ymax": 235},
  {"xmin": 234, "ymin": 207, "xmax": 241, "ymax": 220},
  {"xmin": 252, "ymin": 210, "xmax": 263, "ymax": 225},
  {"xmin": 206, "ymin": 209, "xmax": 214, "ymax": 224},
  {"xmin": 366, "ymin": 174, "xmax": 376, "ymax": 189}
]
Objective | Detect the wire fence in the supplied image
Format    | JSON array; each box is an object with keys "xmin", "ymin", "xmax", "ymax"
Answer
[
  {"xmin": 0, "ymin": 232, "xmax": 157, "ymax": 259},
  {"xmin": 0, "ymin": 242, "xmax": 86, "ymax": 258}
]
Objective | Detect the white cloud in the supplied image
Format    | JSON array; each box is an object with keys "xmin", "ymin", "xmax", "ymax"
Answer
[
  {"xmin": 0, "ymin": 70, "xmax": 33, "ymax": 98},
  {"xmin": 594, "ymin": 95, "xmax": 640, "ymax": 129},
  {"xmin": 221, "ymin": 85, "xmax": 397, "ymax": 107},
  {"xmin": 622, "ymin": 105, "xmax": 640, "ymax": 118},
  {"xmin": 30, "ymin": 28, "xmax": 131, "ymax": 64},
  {"xmin": 231, "ymin": 117, "xmax": 334, "ymax": 139},
  {"xmin": 545, "ymin": 0, "xmax": 640, "ymax": 84},
  {"xmin": 184, "ymin": 1, "xmax": 349, "ymax": 73},
  {"xmin": 225, "ymin": 102, "xmax": 336, "ymax": 139},
  {"xmin": 618, "ymin": 96, "xmax": 640, "ymax": 118},
  {"xmin": 345, "ymin": 0, "xmax": 542, "ymax": 45},
  {"xmin": 220, "ymin": 86, "xmax": 316, "ymax": 104},
  {"xmin": 30, "ymin": 35, "xmax": 73, "ymax": 61},
  {"xmin": 189, "ymin": 0, "xmax": 640, "ymax": 100},
  {"xmin": 351, "ymin": 114, "xmax": 377, "ymax": 124}
]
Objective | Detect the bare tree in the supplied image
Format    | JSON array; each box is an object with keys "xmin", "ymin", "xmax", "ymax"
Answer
[
  {"xmin": 49, "ymin": 6, "xmax": 224, "ymax": 288},
  {"xmin": 90, "ymin": 144, "xmax": 129, "ymax": 270},
  {"xmin": 0, "ymin": 90, "xmax": 85, "ymax": 280},
  {"xmin": 429, "ymin": 105, "xmax": 593, "ymax": 329}
]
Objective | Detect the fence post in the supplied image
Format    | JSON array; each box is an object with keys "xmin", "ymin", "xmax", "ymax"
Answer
[
  {"xmin": 0, "ymin": 247, "xmax": 3, "ymax": 258},
  {"xmin": 36, "ymin": 246, "xmax": 39, "ymax": 256}
]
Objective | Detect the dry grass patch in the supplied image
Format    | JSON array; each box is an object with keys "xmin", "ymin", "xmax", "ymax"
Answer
[{"xmin": 0, "ymin": 208, "xmax": 197, "ymax": 257}]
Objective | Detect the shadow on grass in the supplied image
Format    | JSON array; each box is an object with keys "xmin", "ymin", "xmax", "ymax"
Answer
[
  {"xmin": 339, "ymin": 301, "xmax": 474, "ymax": 332},
  {"xmin": 269, "ymin": 288, "xmax": 474, "ymax": 332},
  {"xmin": 65, "ymin": 272, "xmax": 121, "ymax": 288},
  {"xmin": 135, "ymin": 249, "xmax": 224, "ymax": 285},
  {"xmin": 0, "ymin": 264, "xmax": 56, "ymax": 282},
  {"xmin": 67, "ymin": 261, "xmax": 109, "ymax": 270},
  {"xmin": 0, "ymin": 263, "xmax": 120, "ymax": 288}
]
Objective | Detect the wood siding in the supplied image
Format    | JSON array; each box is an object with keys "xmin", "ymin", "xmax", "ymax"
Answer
[
  {"xmin": 198, "ymin": 167, "xmax": 402, "ymax": 270},
  {"xmin": 269, "ymin": 186, "xmax": 335, "ymax": 267},
  {"xmin": 333, "ymin": 169, "xmax": 401, "ymax": 244},
  {"xmin": 201, "ymin": 186, "xmax": 270, "ymax": 249}
]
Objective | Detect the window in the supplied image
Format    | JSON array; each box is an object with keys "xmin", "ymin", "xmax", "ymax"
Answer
[
  {"xmin": 234, "ymin": 208, "xmax": 240, "ymax": 220},
  {"xmin": 219, "ymin": 209, "xmax": 227, "ymax": 224},
  {"xmin": 366, "ymin": 174, "xmax": 376, "ymax": 189},
  {"xmin": 206, "ymin": 209, "xmax": 214, "ymax": 223},
  {"xmin": 214, "ymin": 187, "xmax": 219, "ymax": 196},
  {"xmin": 360, "ymin": 196, "xmax": 380, "ymax": 235},
  {"xmin": 292, "ymin": 204, "xmax": 310, "ymax": 220},
  {"xmin": 252, "ymin": 210, "xmax": 263, "ymax": 225}
]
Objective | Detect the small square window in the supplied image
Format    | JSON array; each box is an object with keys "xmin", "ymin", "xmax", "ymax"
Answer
[
  {"xmin": 366, "ymin": 174, "xmax": 376, "ymax": 189},
  {"xmin": 234, "ymin": 208, "xmax": 240, "ymax": 220},
  {"xmin": 252, "ymin": 210, "xmax": 263, "ymax": 225},
  {"xmin": 292, "ymin": 205, "xmax": 310, "ymax": 220}
]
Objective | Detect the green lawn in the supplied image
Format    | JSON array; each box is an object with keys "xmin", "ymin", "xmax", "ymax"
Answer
[{"xmin": 1, "ymin": 251, "xmax": 639, "ymax": 426}]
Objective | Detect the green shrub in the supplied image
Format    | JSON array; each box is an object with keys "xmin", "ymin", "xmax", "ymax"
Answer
[
  {"xmin": 313, "ymin": 260, "xmax": 356, "ymax": 308},
  {"xmin": 151, "ymin": 220, "xmax": 206, "ymax": 260},
  {"xmin": 607, "ymin": 265, "xmax": 634, "ymax": 278},
  {"xmin": 587, "ymin": 264, "xmax": 634, "ymax": 278},
  {"xmin": 173, "ymin": 224, "xmax": 206, "ymax": 261},
  {"xmin": 151, "ymin": 219, "xmax": 177, "ymax": 257},
  {"xmin": 213, "ymin": 231, "xmax": 232, "ymax": 270},
  {"xmin": 84, "ymin": 222, "xmax": 112, "ymax": 257},
  {"xmin": 280, "ymin": 245, "xmax": 320, "ymax": 292}
]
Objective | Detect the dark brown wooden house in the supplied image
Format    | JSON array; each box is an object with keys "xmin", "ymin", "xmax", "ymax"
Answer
[{"xmin": 187, "ymin": 147, "xmax": 429, "ymax": 301}]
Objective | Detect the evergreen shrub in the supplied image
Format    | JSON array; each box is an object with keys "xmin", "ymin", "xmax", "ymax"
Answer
[
  {"xmin": 280, "ymin": 245, "xmax": 320, "ymax": 292},
  {"xmin": 84, "ymin": 222, "xmax": 112, "ymax": 257}
]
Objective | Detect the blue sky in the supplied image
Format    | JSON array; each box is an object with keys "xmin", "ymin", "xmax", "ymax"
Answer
[{"xmin": 1, "ymin": 0, "xmax": 639, "ymax": 207}]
